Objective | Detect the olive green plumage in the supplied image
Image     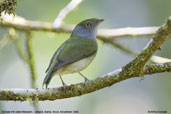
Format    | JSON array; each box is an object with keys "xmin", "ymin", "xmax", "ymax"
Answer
[{"xmin": 43, "ymin": 18, "xmax": 104, "ymax": 88}]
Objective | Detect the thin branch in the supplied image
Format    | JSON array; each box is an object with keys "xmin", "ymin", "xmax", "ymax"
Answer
[
  {"xmin": 114, "ymin": 40, "xmax": 171, "ymax": 64},
  {"xmin": 0, "ymin": 32, "xmax": 10, "ymax": 50},
  {"xmin": 97, "ymin": 27, "xmax": 159, "ymax": 39},
  {"xmin": 0, "ymin": 62, "xmax": 170, "ymax": 101},
  {"xmin": 53, "ymin": 0, "xmax": 82, "ymax": 28},
  {"xmin": 0, "ymin": 16, "xmax": 171, "ymax": 101},
  {"xmin": 5, "ymin": 29, "xmax": 38, "ymax": 89},
  {"xmin": 0, "ymin": 13, "xmax": 158, "ymax": 39},
  {"xmin": 99, "ymin": 37, "xmax": 171, "ymax": 64},
  {"xmin": 26, "ymin": 31, "xmax": 37, "ymax": 88},
  {"xmin": 0, "ymin": 16, "xmax": 38, "ymax": 88},
  {"xmin": 13, "ymin": 36, "xmax": 29, "ymax": 63},
  {"xmin": 144, "ymin": 62, "xmax": 171, "ymax": 74},
  {"xmin": 99, "ymin": 37, "xmax": 137, "ymax": 55},
  {"xmin": 8, "ymin": 28, "xmax": 39, "ymax": 110},
  {"xmin": 4, "ymin": 29, "xmax": 37, "ymax": 88},
  {"xmin": 8, "ymin": 28, "xmax": 29, "ymax": 63},
  {"xmin": 150, "ymin": 56, "xmax": 171, "ymax": 63}
]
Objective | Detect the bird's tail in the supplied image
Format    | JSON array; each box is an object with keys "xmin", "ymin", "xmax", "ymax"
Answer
[{"xmin": 42, "ymin": 71, "xmax": 53, "ymax": 88}]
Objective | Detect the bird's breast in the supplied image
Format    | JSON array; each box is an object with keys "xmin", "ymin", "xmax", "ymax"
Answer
[{"xmin": 56, "ymin": 53, "xmax": 96, "ymax": 75}]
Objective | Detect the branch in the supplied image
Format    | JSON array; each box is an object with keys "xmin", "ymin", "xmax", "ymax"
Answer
[
  {"xmin": 0, "ymin": 16, "xmax": 171, "ymax": 101},
  {"xmin": 53, "ymin": 0, "xmax": 82, "ymax": 28},
  {"xmin": 7, "ymin": 28, "xmax": 39, "ymax": 88},
  {"xmin": 99, "ymin": 36, "xmax": 171, "ymax": 64},
  {"xmin": 150, "ymin": 56, "xmax": 171, "ymax": 63},
  {"xmin": 0, "ymin": 30, "xmax": 10, "ymax": 50},
  {"xmin": 5, "ymin": 28, "xmax": 37, "ymax": 88},
  {"xmin": 0, "ymin": 13, "xmax": 158, "ymax": 39},
  {"xmin": 7, "ymin": 28, "xmax": 29, "ymax": 63},
  {"xmin": 120, "ymin": 17, "xmax": 171, "ymax": 76},
  {"xmin": 25, "ymin": 31, "xmax": 37, "ymax": 88},
  {"xmin": 0, "ymin": 62, "xmax": 170, "ymax": 101},
  {"xmin": 98, "ymin": 27, "xmax": 159, "ymax": 39},
  {"xmin": 144, "ymin": 62, "xmax": 171, "ymax": 74}
]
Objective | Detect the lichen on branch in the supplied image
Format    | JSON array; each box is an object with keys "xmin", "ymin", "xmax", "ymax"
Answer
[{"xmin": 0, "ymin": 62, "xmax": 170, "ymax": 101}]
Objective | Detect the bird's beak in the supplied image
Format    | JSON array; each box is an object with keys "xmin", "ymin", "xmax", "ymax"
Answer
[{"xmin": 97, "ymin": 19, "xmax": 104, "ymax": 25}]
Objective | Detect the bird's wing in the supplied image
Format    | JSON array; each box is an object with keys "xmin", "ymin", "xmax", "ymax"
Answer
[
  {"xmin": 45, "ymin": 36, "xmax": 97, "ymax": 73},
  {"xmin": 45, "ymin": 39, "xmax": 68, "ymax": 73}
]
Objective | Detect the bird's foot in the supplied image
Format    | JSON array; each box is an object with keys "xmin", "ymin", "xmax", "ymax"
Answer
[
  {"xmin": 42, "ymin": 83, "xmax": 48, "ymax": 89},
  {"xmin": 77, "ymin": 71, "xmax": 90, "ymax": 84},
  {"xmin": 62, "ymin": 82, "xmax": 67, "ymax": 90},
  {"xmin": 84, "ymin": 77, "xmax": 90, "ymax": 84}
]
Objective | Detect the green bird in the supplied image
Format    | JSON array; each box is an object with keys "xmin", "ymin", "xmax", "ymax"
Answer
[{"xmin": 43, "ymin": 18, "xmax": 104, "ymax": 88}]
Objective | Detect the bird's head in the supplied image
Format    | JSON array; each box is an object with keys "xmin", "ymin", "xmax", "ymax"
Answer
[{"xmin": 71, "ymin": 18, "xmax": 104, "ymax": 40}]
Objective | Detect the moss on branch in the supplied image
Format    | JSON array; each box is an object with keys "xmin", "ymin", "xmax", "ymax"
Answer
[
  {"xmin": 0, "ymin": 62, "xmax": 170, "ymax": 101},
  {"xmin": 120, "ymin": 17, "xmax": 171, "ymax": 77},
  {"xmin": 26, "ymin": 31, "xmax": 37, "ymax": 88},
  {"xmin": 0, "ymin": 0, "xmax": 17, "ymax": 16}
]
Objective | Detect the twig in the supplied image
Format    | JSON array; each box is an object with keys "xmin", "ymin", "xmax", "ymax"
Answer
[
  {"xmin": 8, "ymin": 28, "xmax": 29, "ymax": 63},
  {"xmin": 99, "ymin": 37, "xmax": 137, "ymax": 56},
  {"xmin": 53, "ymin": 0, "xmax": 82, "ymax": 28},
  {"xmin": 8, "ymin": 28, "xmax": 39, "ymax": 111},
  {"xmin": 0, "ymin": 32, "xmax": 10, "ymax": 50},
  {"xmin": 144, "ymin": 62, "xmax": 171, "ymax": 74},
  {"xmin": 99, "ymin": 37, "xmax": 171, "ymax": 64},
  {"xmin": 150, "ymin": 56, "xmax": 171, "ymax": 63},
  {"xmin": 0, "ymin": 62, "xmax": 170, "ymax": 101},
  {"xmin": 26, "ymin": 31, "xmax": 37, "ymax": 88},
  {"xmin": 97, "ymin": 27, "xmax": 159, "ymax": 39}
]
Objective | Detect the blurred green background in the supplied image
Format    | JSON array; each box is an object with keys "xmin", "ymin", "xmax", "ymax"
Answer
[{"xmin": 0, "ymin": 0, "xmax": 171, "ymax": 114}]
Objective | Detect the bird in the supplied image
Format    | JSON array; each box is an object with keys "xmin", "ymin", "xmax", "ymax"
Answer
[{"xmin": 42, "ymin": 18, "xmax": 104, "ymax": 88}]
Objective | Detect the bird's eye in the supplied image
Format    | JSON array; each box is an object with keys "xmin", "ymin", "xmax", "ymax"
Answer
[{"xmin": 85, "ymin": 22, "xmax": 91, "ymax": 27}]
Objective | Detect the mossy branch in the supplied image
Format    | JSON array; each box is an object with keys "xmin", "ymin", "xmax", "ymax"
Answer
[
  {"xmin": 0, "ymin": 62, "xmax": 170, "ymax": 101},
  {"xmin": 0, "ymin": 30, "xmax": 10, "ymax": 50},
  {"xmin": 25, "ymin": 31, "xmax": 37, "ymax": 88},
  {"xmin": 120, "ymin": 17, "xmax": 171, "ymax": 77},
  {"xmin": 0, "ymin": 17, "xmax": 171, "ymax": 101},
  {"xmin": 4, "ymin": 28, "xmax": 38, "ymax": 88},
  {"xmin": 7, "ymin": 28, "xmax": 29, "ymax": 63}
]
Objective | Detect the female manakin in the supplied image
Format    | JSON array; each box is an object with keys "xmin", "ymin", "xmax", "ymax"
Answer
[{"xmin": 43, "ymin": 18, "xmax": 104, "ymax": 88}]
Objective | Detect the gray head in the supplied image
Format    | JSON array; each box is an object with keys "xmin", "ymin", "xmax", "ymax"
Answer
[{"xmin": 71, "ymin": 18, "xmax": 104, "ymax": 40}]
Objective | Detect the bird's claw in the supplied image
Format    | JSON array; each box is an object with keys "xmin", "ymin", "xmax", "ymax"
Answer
[
  {"xmin": 84, "ymin": 78, "xmax": 90, "ymax": 84},
  {"xmin": 62, "ymin": 82, "xmax": 67, "ymax": 90}
]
